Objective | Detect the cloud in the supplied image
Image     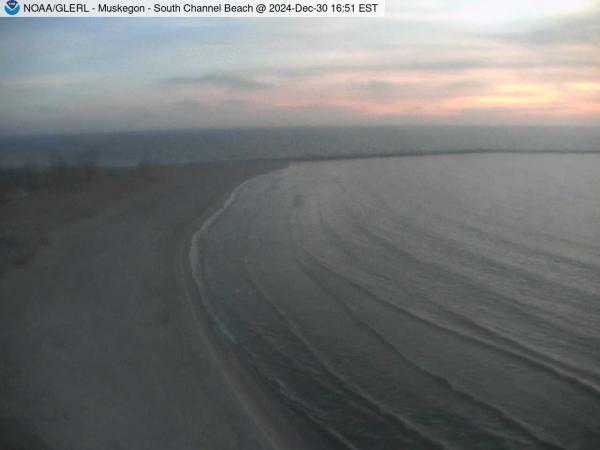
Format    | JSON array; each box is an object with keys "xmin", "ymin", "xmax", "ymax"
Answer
[
  {"xmin": 2, "ymin": 7, "xmax": 600, "ymax": 135},
  {"xmin": 162, "ymin": 74, "xmax": 272, "ymax": 90},
  {"xmin": 265, "ymin": 55, "xmax": 600, "ymax": 82},
  {"xmin": 354, "ymin": 79, "xmax": 490, "ymax": 98},
  {"xmin": 359, "ymin": 80, "xmax": 398, "ymax": 92},
  {"xmin": 490, "ymin": 9, "xmax": 600, "ymax": 46},
  {"xmin": 271, "ymin": 59, "xmax": 486, "ymax": 79}
]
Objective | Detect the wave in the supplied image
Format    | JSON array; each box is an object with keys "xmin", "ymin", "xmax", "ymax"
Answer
[
  {"xmin": 193, "ymin": 153, "xmax": 600, "ymax": 449},
  {"xmin": 323, "ymin": 189, "xmax": 600, "ymax": 386}
]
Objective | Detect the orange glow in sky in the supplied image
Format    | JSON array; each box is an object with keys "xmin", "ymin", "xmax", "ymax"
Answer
[{"xmin": 1, "ymin": 0, "xmax": 599, "ymax": 133}]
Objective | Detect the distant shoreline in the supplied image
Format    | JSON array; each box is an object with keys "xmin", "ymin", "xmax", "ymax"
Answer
[{"xmin": 2, "ymin": 125, "xmax": 599, "ymax": 168}]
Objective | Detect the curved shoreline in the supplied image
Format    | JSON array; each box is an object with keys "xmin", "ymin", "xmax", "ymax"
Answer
[
  {"xmin": 181, "ymin": 153, "xmax": 600, "ymax": 450},
  {"xmin": 182, "ymin": 151, "xmax": 600, "ymax": 450},
  {"xmin": 1, "ymin": 161, "xmax": 299, "ymax": 450},
  {"xmin": 4, "ymin": 153, "xmax": 599, "ymax": 449},
  {"xmin": 183, "ymin": 168, "xmax": 332, "ymax": 450}
]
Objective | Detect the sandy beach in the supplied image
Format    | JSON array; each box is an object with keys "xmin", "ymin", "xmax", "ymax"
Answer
[
  {"xmin": 0, "ymin": 161, "xmax": 325, "ymax": 450},
  {"xmin": 3, "ymin": 4, "xmax": 599, "ymax": 447}
]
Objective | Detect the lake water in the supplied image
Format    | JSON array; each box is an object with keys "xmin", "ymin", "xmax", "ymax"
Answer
[
  {"xmin": 1, "ymin": 126, "xmax": 599, "ymax": 166},
  {"xmin": 195, "ymin": 153, "xmax": 600, "ymax": 449}
]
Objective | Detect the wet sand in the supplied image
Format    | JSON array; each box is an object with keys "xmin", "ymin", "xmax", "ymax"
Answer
[{"xmin": 0, "ymin": 161, "xmax": 322, "ymax": 450}]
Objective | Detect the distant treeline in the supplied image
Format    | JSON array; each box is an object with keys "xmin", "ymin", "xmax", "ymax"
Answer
[
  {"xmin": 0, "ymin": 152, "xmax": 157, "ymax": 202},
  {"xmin": 1, "ymin": 126, "xmax": 599, "ymax": 168}
]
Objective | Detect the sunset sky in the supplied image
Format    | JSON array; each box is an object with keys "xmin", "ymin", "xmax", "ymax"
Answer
[{"xmin": 1, "ymin": 0, "xmax": 599, "ymax": 135}]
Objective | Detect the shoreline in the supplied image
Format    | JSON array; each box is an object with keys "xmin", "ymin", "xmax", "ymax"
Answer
[
  {"xmin": 5, "ymin": 152, "xmax": 598, "ymax": 449},
  {"xmin": 182, "ymin": 169, "xmax": 334, "ymax": 450},
  {"xmin": 1, "ymin": 160, "xmax": 319, "ymax": 450}
]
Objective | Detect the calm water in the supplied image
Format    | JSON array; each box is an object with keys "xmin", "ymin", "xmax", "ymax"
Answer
[
  {"xmin": 2, "ymin": 126, "xmax": 600, "ymax": 166},
  {"xmin": 194, "ymin": 153, "xmax": 600, "ymax": 449}
]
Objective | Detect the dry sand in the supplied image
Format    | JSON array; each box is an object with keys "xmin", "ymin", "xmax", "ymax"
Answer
[{"xmin": 0, "ymin": 162, "xmax": 324, "ymax": 450}]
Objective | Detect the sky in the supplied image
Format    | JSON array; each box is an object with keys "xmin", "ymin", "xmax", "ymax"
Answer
[{"xmin": 0, "ymin": 0, "xmax": 599, "ymax": 135}]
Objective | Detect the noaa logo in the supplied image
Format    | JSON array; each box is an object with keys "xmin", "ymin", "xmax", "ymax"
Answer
[{"xmin": 4, "ymin": 0, "xmax": 20, "ymax": 15}]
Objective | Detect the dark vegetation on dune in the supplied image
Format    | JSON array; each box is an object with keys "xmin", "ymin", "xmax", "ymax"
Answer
[{"xmin": 0, "ymin": 153, "xmax": 159, "ymax": 276}]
